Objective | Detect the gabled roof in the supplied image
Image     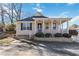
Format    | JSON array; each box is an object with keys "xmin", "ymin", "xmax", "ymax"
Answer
[
  {"xmin": 17, "ymin": 12, "xmax": 48, "ymax": 21},
  {"xmin": 32, "ymin": 12, "xmax": 48, "ymax": 18}
]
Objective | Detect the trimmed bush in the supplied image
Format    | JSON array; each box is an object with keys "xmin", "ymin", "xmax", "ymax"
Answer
[
  {"xmin": 35, "ymin": 32, "xmax": 44, "ymax": 37},
  {"xmin": 69, "ymin": 30, "xmax": 78, "ymax": 35},
  {"xmin": 45, "ymin": 33, "xmax": 52, "ymax": 37},
  {"xmin": 54, "ymin": 33, "xmax": 63, "ymax": 37},
  {"xmin": 63, "ymin": 33, "xmax": 71, "ymax": 38}
]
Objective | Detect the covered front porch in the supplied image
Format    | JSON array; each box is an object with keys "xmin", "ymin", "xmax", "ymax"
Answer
[{"xmin": 33, "ymin": 18, "xmax": 70, "ymax": 34}]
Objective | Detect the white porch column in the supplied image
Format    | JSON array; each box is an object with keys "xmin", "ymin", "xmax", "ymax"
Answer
[
  {"xmin": 62, "ymin": 22, "xmax": 63, "ymax": 33},
  {"xmin": 59, "ymin": 19, "xmax": 61, "ymax": 33},
  {"xmin": 57, "ymin": 23, "xmax": 59, "ymax": 33},
  {"xmin": 42, "ymin": 19, "xmax": 44, "ymax": 33},
  {"xmin": 34, "ymin": 20, "xmax": 37, "ymax": 34},
  {"xmin": 51, "ymin": 20, "xmax": 53, "ymax": 34},
  {"xmin": 67, "ymin": 19, "xmax": 69, "ymax": 33}
]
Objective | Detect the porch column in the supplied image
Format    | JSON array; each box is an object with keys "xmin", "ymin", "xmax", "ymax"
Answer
[
  {"xmin": 62, "ymin": 21, "xmax": 63, "ymax": 33},
  {"xmin": 35, "ymin": 20, "xmax": 37, "ymax": 34},
  {"xmin": 42, "ymin": 19, "xmax": 44, "ymax": 33},
  {"xmin": 59, "ymin": 19, "xmax": 61, "ymax": 33},
  {"xmin": 57, "ymin": 23, "xmax": 59, "ymax": 33},
  {"xmin": 67, "ymin": 19, "xmax": 69, "ymax": 33},
  {"xmin": 51, "ymin": 20, "xmax": 53, "ymax": 34}
]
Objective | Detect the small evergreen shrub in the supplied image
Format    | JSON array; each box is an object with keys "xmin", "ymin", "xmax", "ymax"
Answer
[
  {"xmin": 63, "ymin": 33, "xmax": 71, "ymax": 38},
  {"xmin": 54, "ymin": 33, "xmax": 63, "ymax": 37},
  {"xmin": 45, "ymin": 33, "xmax": 52, "ymax": 37},
  {"xmin": 35, "ymin": 32, "xmax": 44, "ymax": 37}
]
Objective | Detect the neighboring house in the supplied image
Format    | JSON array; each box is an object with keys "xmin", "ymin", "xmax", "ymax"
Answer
[
  {"xmin": 69, "ymin": 24, "xmax": 79, "ymax": 30},
  {"xmin": 16, "ymin": 12, "xmax": 71, "ymax": 36}
]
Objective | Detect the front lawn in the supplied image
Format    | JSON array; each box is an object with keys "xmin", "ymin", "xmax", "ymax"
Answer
[{"xmin": 0, "ymin": 37, "xmax": 15, "ymax": 46}]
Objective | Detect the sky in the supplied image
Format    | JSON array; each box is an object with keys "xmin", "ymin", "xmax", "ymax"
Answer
[
  {"xmin": 22, "ymin": 3, "xmax": 79, "ymax": 18},
  {"xmin": 0, "ymin": 3, "xmax": 79, "ymax": 26},
  {"xmin": 21, "ymin": 3, "xmax": 79, "ymax": 26}
]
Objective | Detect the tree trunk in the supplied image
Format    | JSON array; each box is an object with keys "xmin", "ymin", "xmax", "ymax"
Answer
[{"xmin": 1, "ymin": 6, "xmax": 6, "ymax": 32}]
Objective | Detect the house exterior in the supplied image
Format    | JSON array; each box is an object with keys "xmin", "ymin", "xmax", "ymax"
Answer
[{"xmin": 16, "ymin": 12, "xmax": 71, "ymax": 36}]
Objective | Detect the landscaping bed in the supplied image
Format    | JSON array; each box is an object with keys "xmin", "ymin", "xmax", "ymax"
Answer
[
  {"xmin": 34, "ymin": 37, "xmax": 73, "ymax": 42},
  {"xmin": 34, "ymin": 32, "xmax": 73, "ymax": 42}
]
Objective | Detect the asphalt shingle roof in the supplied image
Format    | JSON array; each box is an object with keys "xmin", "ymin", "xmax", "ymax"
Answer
[
  {"xmin": 17, "ymin": 12, "xmax": 48, "ymax": 21},
  {"xmin": 17, "ymin": 17, "xmax": 34, "ymax": 21},
  {"xmin": 17, "ymin": 16, "xmax": 48, "ymax": 21}
]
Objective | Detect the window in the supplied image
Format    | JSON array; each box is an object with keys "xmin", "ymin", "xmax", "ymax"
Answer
[
  {"xmin": 21, "ymin": 23, "xmax": 26, "ymax": 30},
  {"xmin": 27, "ymin": 23, "xmax": 32, "ymax": 30},
  {"xmin": 53, "ymin": 23, "xmax": 56, "ymax": 30},
  {"xmin": 21, "ymin": 22, "xmax": 32, "ymax": 30}
]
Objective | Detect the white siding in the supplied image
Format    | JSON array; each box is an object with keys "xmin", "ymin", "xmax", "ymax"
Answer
[
  {"xmin": 16, "ymin": 18, "xmax": 66, "ymax": 36},
  {"xmin": 16, "ymin": 21, "xmax": 34, "ymax": 36}
]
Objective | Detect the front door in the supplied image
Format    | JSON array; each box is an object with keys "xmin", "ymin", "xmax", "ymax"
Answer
[{"xmin": 37, "ymin": 23, "xmax": 42, "ymax": 32}]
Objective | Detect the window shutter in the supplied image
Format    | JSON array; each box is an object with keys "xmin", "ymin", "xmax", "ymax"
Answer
[
  {"xmin": 21, "ymin": 23, "xmax": 23, "ymax": 30},
  {"xmin": 30, "ymin": 23, "xmax": 32, "ymax": 30}
]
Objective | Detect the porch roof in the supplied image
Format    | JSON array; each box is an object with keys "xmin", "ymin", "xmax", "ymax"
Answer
[{"xmin": 53, "ymin": 18, "xmax": 72, "ymax": 24}]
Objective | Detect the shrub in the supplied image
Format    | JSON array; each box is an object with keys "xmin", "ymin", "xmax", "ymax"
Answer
[
  {"xmin": 63, "ymin": 33, "xmax": 71, "ymax": 38},
  {"xmin": 35, "ymin": 32, "xmax": 44, "ymax": 37},
  {"xmin": 5, "ymin": 24, "xmax": 16, "ymax": 31},
  {"xmin": 45, "ymin": 33, "xmax": 52, "ymax": 37},
  {"xmin": 5, "ymin": 24, "xmax": 16, "ymax": 34},
  {"xmin": 69, "ymin": 30, "xmax": 78, "ymax": 35},
  {"xmin": 54, "ymin": 33, "xmax": 63, "ymax": 37}
]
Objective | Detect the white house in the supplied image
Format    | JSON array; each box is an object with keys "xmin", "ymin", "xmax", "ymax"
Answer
[{"xmin": 16, "ymin": 12, "xmax": 71, "ymax": 36}]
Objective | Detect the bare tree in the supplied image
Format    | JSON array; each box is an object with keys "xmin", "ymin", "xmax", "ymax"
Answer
[
  {"xmin": 0, "ymin": 4, "xmax": 6, "ymax": 32},
  {"xmin": 0, "ymin": 3, "xmax": 23, "ymax": 32},
  {"xmin": 0, "ymin": 5, "xmax": 5, "ymax": 25},
  {"xmin": 5, "ymin": 3, "xmax": 15, "ymax": 24},
  {"xmin": 4, "ymin": 3, "xmax": 22, "ymax": 24},
  {"xmin": 13, "ymin": 3, "xmax": 22, "ymax": 20}
]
